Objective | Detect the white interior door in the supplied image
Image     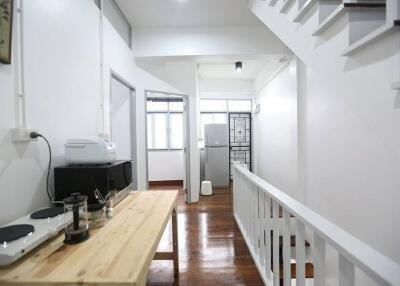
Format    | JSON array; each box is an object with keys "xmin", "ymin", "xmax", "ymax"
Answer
[{"xmin": 110, "ymin": 76, "xmax": 137, "ymax": 189}]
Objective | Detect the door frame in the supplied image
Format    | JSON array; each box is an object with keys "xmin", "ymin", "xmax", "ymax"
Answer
[
  {"xmin": 144, "ymin": 90, "xmax": 191, "ymax": 199},
  {"xmin": 109, "ymin": 70, "xmax": 137, "ymax": 189}
]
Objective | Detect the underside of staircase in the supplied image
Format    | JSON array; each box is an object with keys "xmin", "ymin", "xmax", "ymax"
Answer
[{"xmin": 248, "ymin": 0, "xmax": 400, "ymax": 89}]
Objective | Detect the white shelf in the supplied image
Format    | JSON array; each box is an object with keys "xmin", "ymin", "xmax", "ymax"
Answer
[
  {"xmin": 391, "ymin": 82, "xmax": 400, "ymax": 90},
  {"xmin": 342, "ymin": 23, "xmax": 398, "ymax": 56},
  {"xmin": 313, "ymin": 4, "xmax": 345, "ymax": 36},
  {"xmin": 293, "ymin": 0, "xmax": 317, "ymax": 22}
]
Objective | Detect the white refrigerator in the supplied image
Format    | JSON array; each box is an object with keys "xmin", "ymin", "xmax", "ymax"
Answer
[{"xmin": 204, "ymin": 124, "xmax": 230, "ymax": 188}]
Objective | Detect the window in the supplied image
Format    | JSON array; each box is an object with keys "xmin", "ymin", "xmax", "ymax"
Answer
[
  {"xmin": 147, "ymin": 99, "xmax": 184, "ymax": 150},
  {"xmin": 228, "ymin": 100, "xmax": 252, "ymax": 112},
  {"xmin": 199, "ymin": 99, "xmax": 252, "ymax": 146},
  {"xmin": 200, "ymin": 100, "xmax": 227, "ymax": 112},
  {"xmin": 169, "ymin": 113, "xmax": 184, "ymax": 149},
  {"xmin": 147, "ymin": 113, "xmax": 168, "ymax": 149}
]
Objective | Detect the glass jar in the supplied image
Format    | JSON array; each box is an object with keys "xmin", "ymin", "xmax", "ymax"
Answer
[
  {"xmin": 63, "ymin": 193, "xmax": 90, "ymax": 244},
  {"xmin": 88, "ymin": 203, "xmax": 107, "ymax": 228}
]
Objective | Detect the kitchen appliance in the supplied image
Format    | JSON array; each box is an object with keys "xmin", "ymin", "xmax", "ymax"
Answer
[
  {"xmin": 63, "ymin": 193, "xmax": 89, "ymax": 244},
  {"xmin": 0, "ymin": 208, "xmax": 72, "ymax": 266},
  {"xmin": 204, "ymin": 124, "xmax": 230, "ymax": 187},
  {"xmin": 54, "ymin": 160, "xmax": 132, "ymax": 205},
  {"xmin": 65, "ymin": 137, "xmax": 117, "ymax": 165}
]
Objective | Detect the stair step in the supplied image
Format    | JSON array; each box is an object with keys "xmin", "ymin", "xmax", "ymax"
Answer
[
  {"xmin": 293, "ymin": 0, "xmax": 318, "ymax": 22},
  {"xmin": 342, "ymin": 22, "xmax": 399, "ymax": 56},
  {"xmin": 313, "ymin": 2, "xmax": 387, "ymax": 36},
  {"xmin": 270, "ymin": 0, "xmax": 279, "ymax": 7},
  {"xmin": 343, "ymin": 2, "xmax": 385, "ymax": 8},
  {"xmin": 279, "ymin": 0, "xmax": 294, "ymax": 13},
  {"xmin": 313, "ymin": 3, "xmax": 345, "ymax": 36}
]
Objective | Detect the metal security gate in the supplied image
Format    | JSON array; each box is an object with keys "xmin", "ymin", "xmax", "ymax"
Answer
[{"xmin": 229, "ymin": 112, "xmax": 251, "ymax": 178}]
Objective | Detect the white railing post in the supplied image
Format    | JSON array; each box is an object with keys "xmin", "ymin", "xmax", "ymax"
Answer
[
  {"xmin": 339, "ymin": 253, "xmax": 355, "ymax": 286},
  {"xmin": 282, "ymin": 209, "xmax": 291, "ymax": 286},
  {"xmin": 254, "ymin": 187, "xmax": 259, "ymax": 254},
  {"xmin": 252, "ymin": 185, "xmax": 258, "ymax": 252},
  {"xmin": 265, "ymin": 195, "xmax": 272, "ymax": 279},
  {"xmin": 272, "ymin": 201, "xmax": 280, "ymax": 286},
  {"xmin": 295, "ymin": 219, "xmax": 306, "ymax": 286},
  {"xmin": 259, "ymin": 191, "xmax": 265, "ymax": 266},
  {"xmin": 313, "ymin": 233, "xmax": 326, "ymax": 286}
]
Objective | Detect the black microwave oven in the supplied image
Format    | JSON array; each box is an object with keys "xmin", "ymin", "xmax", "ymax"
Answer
[{"xmin": 54, "ymin": 160, "xmax": 132, "ymax": 205}]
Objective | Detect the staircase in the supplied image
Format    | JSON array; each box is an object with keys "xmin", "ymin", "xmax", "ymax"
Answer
[
  {"xmin": 248, "ymin": 0, "xmax": 400, "ymax": 90},
  {"xmin": 233, "ymin": 164, "xmax": 400, "ymax": 286}
]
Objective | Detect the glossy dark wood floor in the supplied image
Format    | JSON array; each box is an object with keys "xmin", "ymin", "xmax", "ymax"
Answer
[{"xmin": 147, "ymin": 184, "xmax": 264, "ymax": 286}]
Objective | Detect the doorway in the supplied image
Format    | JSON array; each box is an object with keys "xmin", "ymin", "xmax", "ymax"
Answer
[
  {"xmin": 110, "ymin": 72, "xmax": 137, "ymax": 189},
  {"xmin": 145, "ymin": 91, "xmax": 191, "ymax": 200}
]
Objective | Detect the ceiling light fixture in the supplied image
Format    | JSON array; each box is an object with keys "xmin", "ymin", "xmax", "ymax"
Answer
[{"xmin": 235, "ymin": 61, "xmax": 243, "ymax": 73}]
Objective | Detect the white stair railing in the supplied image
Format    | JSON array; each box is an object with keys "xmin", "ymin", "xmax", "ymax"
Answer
[{"xmin": 233, "ymin": 164, "xmax": 400, "ymax": 286}]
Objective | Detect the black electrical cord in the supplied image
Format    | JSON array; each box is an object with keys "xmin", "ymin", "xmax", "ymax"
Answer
[{"xmin": 30, "ymin": 132, "xmax": 53, "ymax": 203}]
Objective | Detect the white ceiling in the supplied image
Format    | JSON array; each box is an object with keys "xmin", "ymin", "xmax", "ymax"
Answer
[{"xmin": 116, "ymin": 0, "xmax": 263, "ymax": 28}]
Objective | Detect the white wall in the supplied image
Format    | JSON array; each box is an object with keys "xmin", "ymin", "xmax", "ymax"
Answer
[
  {"xmin": 198, "ymin": 77, "xmax": 255, "ymax": 100},
  {"xmin": 0, "ymin": 0, "xmax": 181, "ymax": 226},
  {"xmin": 254, "ymin": 60, "xmax": 299, "ymax": 200},
  {"xmin": 148, "ymin": 151, "xmax": 184, "ymax": 181},
  {"xmin": 132, "ymin": 26, "xmax": 288, "ymax": 57},
  {"xmin": 101, "ymin": 11, "xmax": 182, "ymax": 191},
  {"xmin": 253, "ymin": 53, "xmax": 400, "ymax": 266}
]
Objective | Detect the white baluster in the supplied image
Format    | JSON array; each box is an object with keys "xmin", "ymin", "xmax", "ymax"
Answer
[
  {"xmin": 259, "ymin": 192, "xmax": 265, "ymax": 266},
  {"xmin": 253, "ymin": 186, "xmax": 259, "ymax": 253},
  {"xmin": 295, "ymin": 219, "xmax": 306, "ymax": 286},
  {"xmin": 272, "ymin": 201, "xmax": 280, "ymax": 286},
  {"xmin": 265, "ymin": 195, "xmax": 272, "ymax": 278},
  {"xmin": 233, "ymin": 169, "xmax": 236, "ymax": 215},
  {"xmin": 313, "ymin": 233, "xmax": 326, "ymax": 286},
  {"xmin": 248, "ymin": 180, "xmax": 252, "ymax": 239},
  {"xmin": 250, "ymin": 184, "xmax": 254, "ymax": 249},
  {"xmin": 249, "ymin": 181, "xmax": 252, "ymax": 240},
  {"xmin": 282, "ymin": 209, "xmax": 291, "ymax": 286},
  {"xmin": 245, "ymin": 178, "xmax": 249, "ymax": 237},
  {"xmin": 339, "ymin": 253, "xmax": 354, "ymax": 286}
]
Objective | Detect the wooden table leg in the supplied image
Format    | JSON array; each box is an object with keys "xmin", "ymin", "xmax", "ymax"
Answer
[{"xmin": 172, "ymin": 207, "xmax": 179, "ymax": 276}]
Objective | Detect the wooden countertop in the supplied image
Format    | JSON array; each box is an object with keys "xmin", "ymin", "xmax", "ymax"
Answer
[{"xmin": 0, "ymin": 191, "xmax": 178, "ymax": 286}]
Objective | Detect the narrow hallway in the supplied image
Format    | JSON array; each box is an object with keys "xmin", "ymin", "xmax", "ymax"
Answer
[{"xmin": 147, "ymin": 185, "xmax": 263, "ymax": 285}]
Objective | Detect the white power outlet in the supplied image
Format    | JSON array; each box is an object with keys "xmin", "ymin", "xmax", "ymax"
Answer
[{"xmin": 11, "ymin": 128, "xmax": 38, "ymax": 142}]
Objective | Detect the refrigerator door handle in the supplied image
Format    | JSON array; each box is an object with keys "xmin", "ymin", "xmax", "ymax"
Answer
[{"xmin": 204, "ymin": 148, "xmax": 208, "ymax": 162}]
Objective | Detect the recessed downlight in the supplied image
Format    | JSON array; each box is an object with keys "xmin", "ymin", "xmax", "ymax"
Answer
[{"xmin": 235, "ymin": 61, "xmax": 243, "ymax": 73}]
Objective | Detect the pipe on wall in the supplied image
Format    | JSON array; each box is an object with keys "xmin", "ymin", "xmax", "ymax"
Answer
[{"xmin": 16, "ymin": 0, "xmax": 27, "ymax": 128}]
